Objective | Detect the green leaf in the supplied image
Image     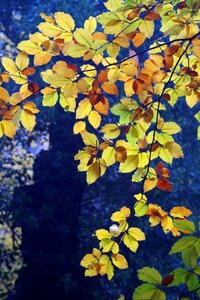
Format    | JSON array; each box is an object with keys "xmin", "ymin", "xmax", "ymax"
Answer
[
  {"xmin": 168, "ymin": 268, "xmax": 188, "ymax": 287},
  {"xmin": 194, "ymin": 266, "xmax": 200, "ymax": 275},
  {"xmin": 194, "ymin": 111, "xmax": 200, "ymax": 122},
  {"xmin": 134, "ymin": 201, "xmax": 148, "ymax": 217},
  {"xmin": 133, "ymin": 283, "xmax": 157, "ymax": 300},
  {"xmin": 110, "ymin": 104, "xmax": 130, "ymax": 123},
  {"xmin": 185, "ymin": 272, "xmax": 200, "ymax": 292},
  {"xmin": 182, "ymin": 247, "xmax": 198, "ymax": 269},
  {"xmin": 194, "ymin": 239, "xmax": 200, "ymax": 256},
  {"xmin": 173, "ymin": 219, "xmax": 196, "ymax": 233},
  {"xmin": 137, "ymin": 267, "xmax": 162, "ymax": 284},
  {"xmin": 169, "ymin": 237, "xmax": 198, "ymax": 255},
  {"xmin": 42, "ymin": 92, "xmax": 58, "ymax": 107},
  {"xmin": 186, "ymin": 0, "xmax": 197, "ymax": 9},
  {"xmin": 152, "ymin": 289, "xmax": 166, "ymax": 300}
]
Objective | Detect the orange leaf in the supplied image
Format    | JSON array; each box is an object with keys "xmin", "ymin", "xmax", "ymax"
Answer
[
  {"xmin": 21, "ymin": 67, "xmax": 36, "ymax": 76},
  {"xmin": 98, "ymin": 70, "xmax": 108, "ymax": 83},
  {"xmin": 132, "ymin": 32, "xmax": 146, "ymax": 48},
  {"xmin": 101, "ymin": 82, "xmax": 119, "ymax": 95},
  {"xmin": 94, "ymin": 97, "xmax": 109, "ymax": 115},
  {"xmin": 144, "ymin": 178, "xmax": 158, "ymax": 192},
  {"xmin": 170, "ymin": 206, "xmax": 192, "ymax": 219},
  {"xmin": 151, "ymin": 70, "xmax": 167, "ymax": 83},
  {"xmin": 115, "ymin": 146, "xmax": 127, "ymax": 163},
  {"xmin": 133, "ymin": 79, "xmax": 143, "ymax": 94}
]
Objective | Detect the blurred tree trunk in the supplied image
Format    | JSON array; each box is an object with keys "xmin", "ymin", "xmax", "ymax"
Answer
[{"xmin": 10, "ymin": 110, "xmax": 90, "ymax": 300}]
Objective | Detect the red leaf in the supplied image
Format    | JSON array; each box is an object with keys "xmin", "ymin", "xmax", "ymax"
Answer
[
  {"xmin": 162, "ymin": 275, "xmax": 174, "ymax": 286},
  {"xmin": 157, "ymin": 178, "xmax": 172, "ymax": 191},
  {"xmin": 155, "ymin": 162, "xmax": 164, "ymax": 175}
]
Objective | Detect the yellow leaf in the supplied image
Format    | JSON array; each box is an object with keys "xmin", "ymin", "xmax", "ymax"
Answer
[
  {"xmin": 111, "ymin": 254, "xmax": 128, "ymax": 269},
  {"xmin": 76, "ymin": 98, "xmax": 92, "ymax": 119},
  {"xmin": 41, "ymin": 71, "xmax": 69, "ymax": 87},
  {"xmin": 186, "ymin": 92, "xmax": 200, "ymax": 108},
  {"xmin": 119, "ymin": 155, "xmax": 138, "ymax": 173},
  {"xmin": 86, "ymin": 161, "xmax": 101, "ymax": 184},
  {"xmin": 99, "ymin": 255, "xmax": 114, "ymax": 280},
  {"xmin": 100, "ymin": 239, "xmax": 119, "ymax": 254},
  {"xmin": 16, "ymin": 52, "xmax": 29, "ymax": 70},
  {"xmin": 17, "ymin": 40, "xmax": 42, "ymax": 55},
  {"xmin": 0, "ymin": 87, "xmax": 9, "ymax": 103},
  {"xmin": 107, "ymin": 43, "xmax": 120, "ymax": 58},
  {"xmin": 101, "ymin": 123, "xmax": 120, "ymax": 139},
  {"xmin": 102, "ymin": 147, "xmax": 116, "ymax": 166},
  {"xmin": 81, "ymin": 64, "xmax": 97, "ymax": 77},
  {"xmin": 20, "ymin": 110, "xmax": 36, "ymax": 131},
  {"xmin": 128, "ymin": 227, "xmax": 145, "ymax": 241},
  {"xmin": 54, "ymin": 12, "xmax": 75, "ymax": 31},
  {"xmin": 88, "ymin": 110, "xmax": 101, "ymax": 129},
  {"xmin": 84, "ymin": 16, "xmax": 97, "ymax": 33},
  {"xmin": 161, "ymin": 122, "xmax": 181, "ymax": 135},
  {"xmin": 139, "ymin": 20, "xmax": 155, "ymax": 39},
  {"xmin": 134, "ymin": 193, "xmax": 147, "ymax": 202},
  {"xmin": 166, "ymin": 141, "xmax": 184, "ymax": 158},
  {"xmin": 60, "ymin": 94, "xmax": 76, "ymax": 112},
  {"xmin": 161, "ymin": 216, "xmax": 173, "ymax": 233},
  {"xmin": 92, "ymin": 248, "xmax": 102, "ymax": 259},
  {"xmin": 37, "ymin": 22, "xmax": 62, "ymax": 37},
  {"xmin": 23, "ymin": 102, "xmax": 39, "ymax": 114},
  {"xmin": 0, "ymin": 123, "xmax": 3, "ymax": 138},
  {"xmin": 81, "ymin": 130, "xmax": 98, "ymax": 147},
  {"xmin": 1, "ymin": 120, "xmax": 16, "ymax": 138},
  {"xmin": 74, "ymin": 28, "xmax": 93, "ymax": 47},
  {"xmin": 66, "ymin": 43, "xmax": 88, "ymax": 58},
  {"xmin": 144, "ymin": 178, "xmax": 158, "ymax": 193},
  {"xmin": 138, "ymin": 152, "xmax": 149, "ymax": 168},
  {"xmin": 63, "ymin": 81, "xmax": 78, "ymax": 98},
  {"xmin": 95, "ymin": 229, "xmax": 111, "ymax": 240},
  {"xmin": 2, "ymin": 57, "xmax": 18, "ymax": 74},
  {"xmin": 159, "ymin": 146, "xmax": 173, "ymax": 164},
  {"xmin": 34, "ymin": 51, "xmax": 52, "ymax": 66},
  {"xmin": 40, "ymin": 13, "xmax": 54, "ymax": 23},
  {"xmin": 104, "ymin": 0, "xmax": 121, "ymax": 11},
  {"xmin": 111, "ymin": 206, "xmax": 131, "ymax": 222},
  {"xmin": 73, "ymin": 121, "xmax": 86, "ymax": 134},
  {"xmin": 42, "ymin": 91, "xmax": 58, "ymax": 107},
  {"xmin": 123, "ymin": 233, "xmax": 139, "ymax": 252}
]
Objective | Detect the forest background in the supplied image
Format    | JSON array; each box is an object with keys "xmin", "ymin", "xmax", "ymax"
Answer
[{"xmin": 0, "ymin": 0, "xmax": 200, "ymax": 300}]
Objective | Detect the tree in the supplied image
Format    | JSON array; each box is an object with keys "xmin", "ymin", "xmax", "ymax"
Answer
[{"xmin": 0, "ymin": 0, "xmax": 200, "ymax": 298}]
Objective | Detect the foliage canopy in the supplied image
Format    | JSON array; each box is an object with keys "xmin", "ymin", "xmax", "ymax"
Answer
[{"xmin": 0, "ymin": 0, "xmax": 200, "ymax": 298}]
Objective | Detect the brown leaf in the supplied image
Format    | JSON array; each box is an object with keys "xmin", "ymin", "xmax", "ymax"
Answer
[
  {"xmin": 28, "ymin": 83, "xmax": 40, "ymax": 94},
  {"xmin": 144, "ymin": 10, "xmax": 160, "ymax": 20}
]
